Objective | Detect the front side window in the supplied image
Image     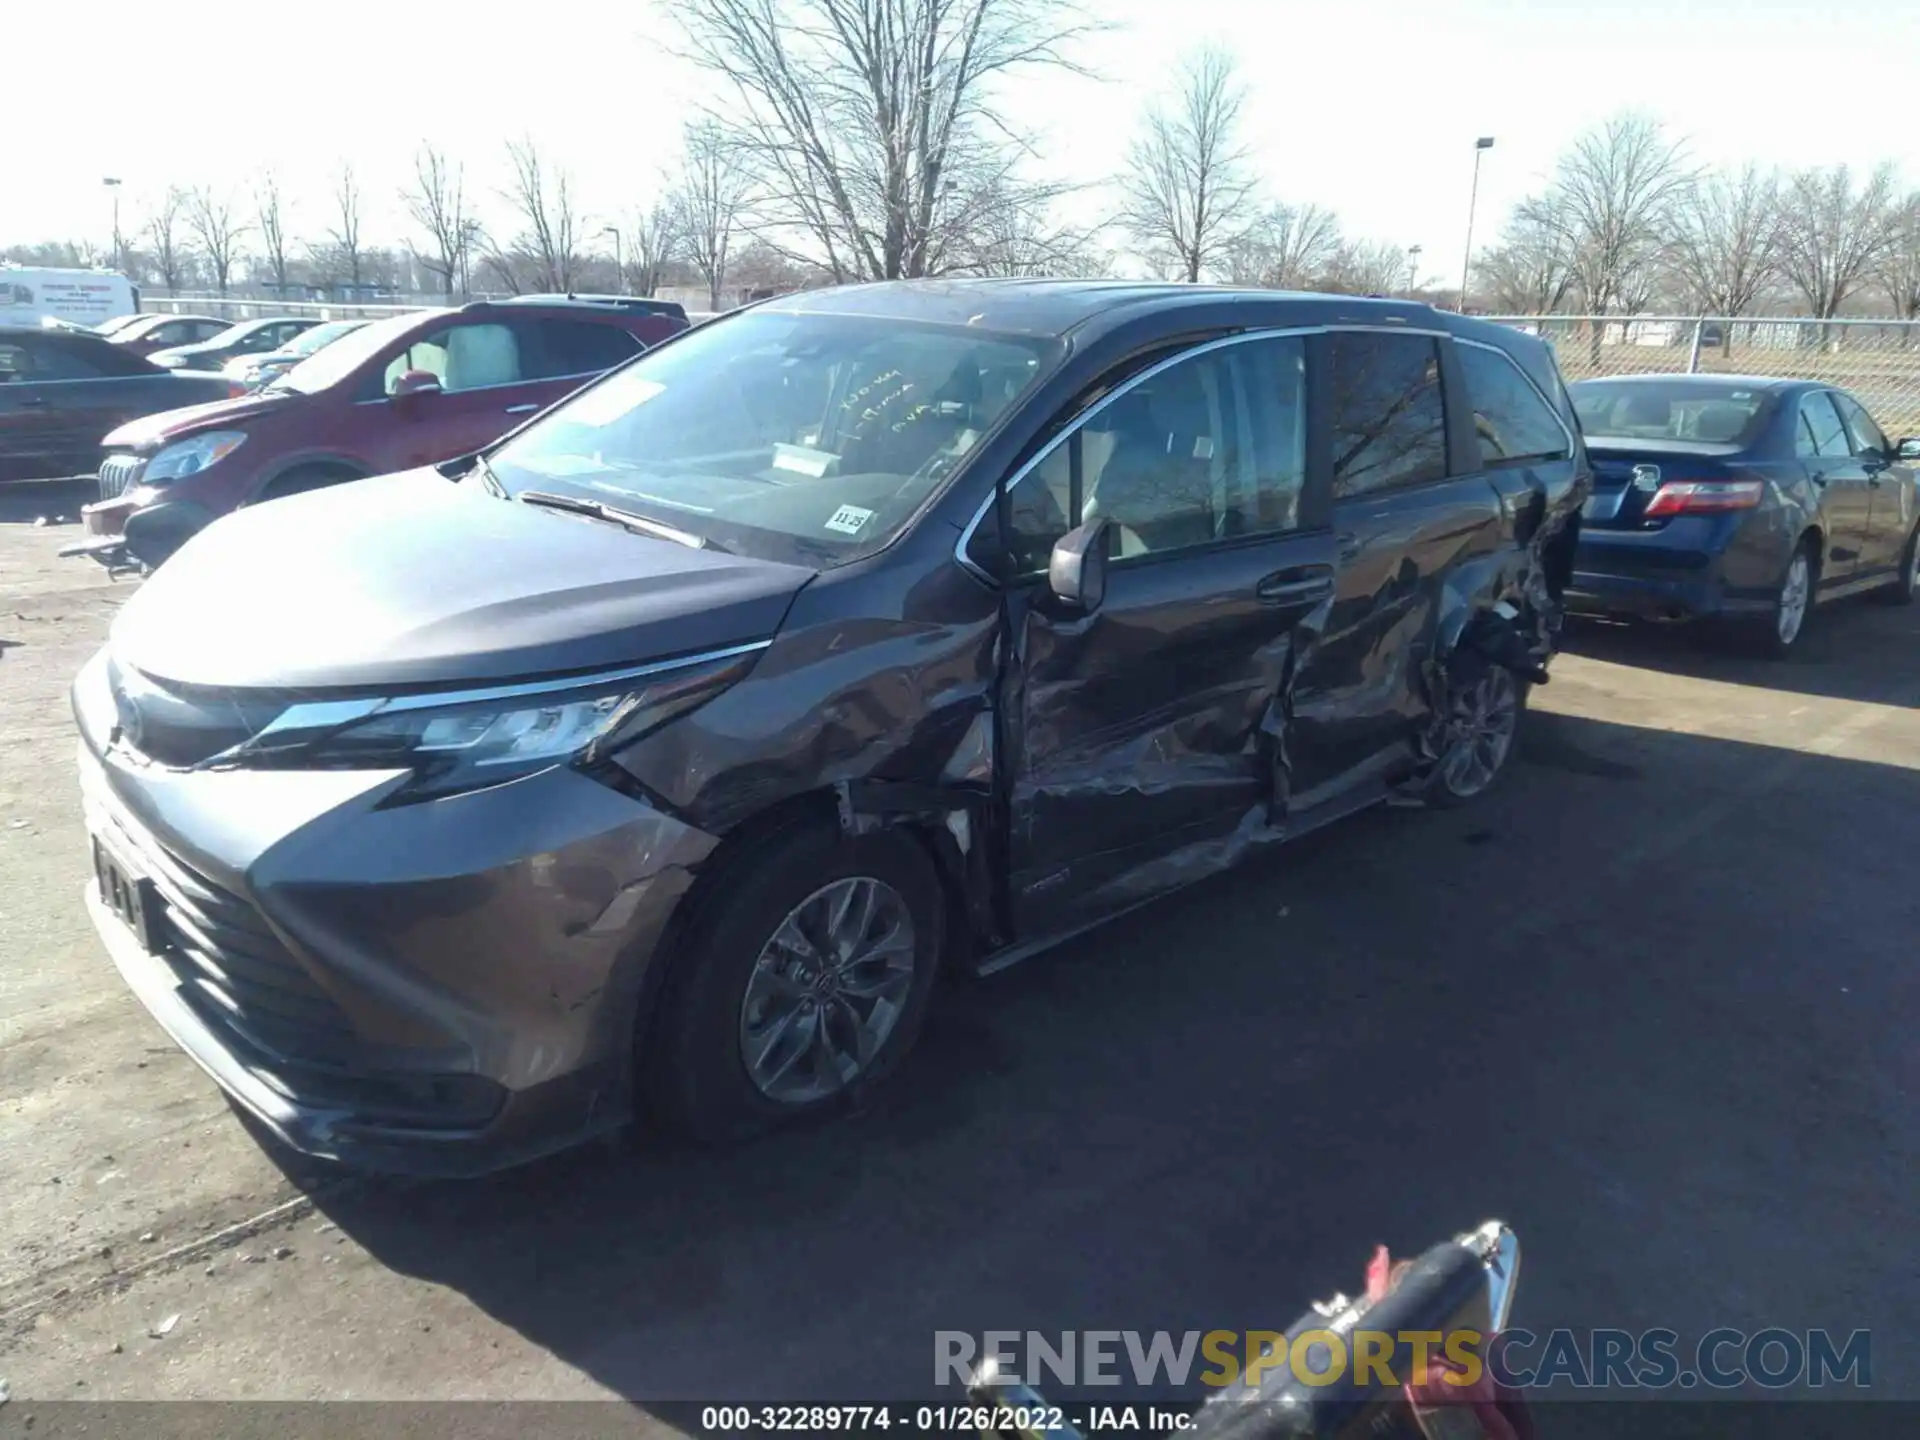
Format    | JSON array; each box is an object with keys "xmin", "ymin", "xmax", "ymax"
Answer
[
  {"xmin": 488, "ymin": 310, "xmax": 1057, "ymax": 567},
  {"xmin": 1457, "ymin": 343, "xmax": 1571, "ymax": 467},
  {"xmin": 1799, "ymin": 393, "xmax": 1851, "ymax": 458},
  {"xmin": 995, "ymin": 335, "xmax": 1310, "ymax": 575},
  {"xmin": 380, "ymin": 322, "xmax": 522, "ymax": 395},
  {"xmin": 1328, "ymin": 332, "xmax": 1447, "ymax": 498},
  {"xmin": 1830, "ymin": 392, "xmax": 1890, "ymax": 458}
]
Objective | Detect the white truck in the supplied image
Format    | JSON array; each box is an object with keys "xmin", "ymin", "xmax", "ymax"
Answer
[{"xmin": 0, "ymin": 267, "xmax": 138, "ymax": 330}]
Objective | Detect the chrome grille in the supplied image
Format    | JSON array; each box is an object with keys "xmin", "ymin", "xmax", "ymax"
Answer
[
  {"xmin": 98, "ymin": 453, "xmax": 146, "ymax": 502},
  {"xmin": 90, "ymin": 788, "xmax": 355, "ymax": 1064}
]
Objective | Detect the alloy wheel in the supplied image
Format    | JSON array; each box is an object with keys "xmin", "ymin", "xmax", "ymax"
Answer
[
  {"xmin": 1439, "ymin": 666, "xmax": 1520, "ymax": 799},
  {"xmin": 738, "ymin": 876, "xmax": 917, "ymax": 1105},
  {"xmin": 1777, "ymin": 551, "xmax": 1811, "ymax": 646}
]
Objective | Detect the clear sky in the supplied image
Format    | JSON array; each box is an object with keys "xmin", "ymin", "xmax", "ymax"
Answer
[{"xmin": 10, "ymin": 0, "xmax": 1918, "ymax": 284}]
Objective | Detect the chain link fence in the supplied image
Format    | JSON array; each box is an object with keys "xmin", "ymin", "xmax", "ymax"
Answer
[{"xmin": 1487, "ymin": 315, "xmax": 1920, "ymax": 439}]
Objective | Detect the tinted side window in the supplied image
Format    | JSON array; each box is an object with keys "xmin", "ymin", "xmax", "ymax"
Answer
[
  {"xmin": 1799, "ymin": 393, "xmax": 1850, "ymax": 459},
  {"xmin": 151, "ymin": 322, "xmax": 193, "ymax": 347},
  {"xmin": 1831, "ymin": 392, "xmax": 1889, "ymax": 457},
  {"xmin": 1457, "ymin": 343, "xmax": 1570, "ymax": 467},
  {"xmin": 13, "ymin": 338, "xmax": 103, "ymax": 380},
  {"xmin": 192, "ymin": 321, "xmax": 228, "ymax": 343},
  {"xmin": 528, "ymin": 319, "xmax": 642, "ymax": 379},
  {"xmin": 1328, "ymin": 332, "xmax": 1447, "ymax": 497},
  {"xmin": 993, "ymin": 335, "xmax": 1309, "ymax": 574}
]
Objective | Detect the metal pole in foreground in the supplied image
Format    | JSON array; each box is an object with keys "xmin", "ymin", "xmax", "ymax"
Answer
[
  {"xmin": 1459, "ymin": 137, "xmax": 1494, "ymax": 311},
  {"xmin": 103, "ymin": 177, "xmax": 123, "ymax": 273}
]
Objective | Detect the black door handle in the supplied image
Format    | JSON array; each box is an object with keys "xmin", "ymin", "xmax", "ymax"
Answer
[
  {"xmin": 1809, "ymin": 471, "xmax": 1827, "ymax": 486},
  {"xmin": 18, "ymin": 395, "xmax": 48, "ymax": 408},
  {"xmin": 1256, "ymin": 565, "xmax": 1335, "ymax": 605}
]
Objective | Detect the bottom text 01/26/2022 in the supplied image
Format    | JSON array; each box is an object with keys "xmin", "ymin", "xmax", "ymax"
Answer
[{"xmin": 697, "ymin": 1404, "xmax": 1196, "ymax": 1432}]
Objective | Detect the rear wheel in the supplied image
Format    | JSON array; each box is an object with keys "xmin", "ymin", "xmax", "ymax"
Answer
[
  {"xmin": 1425, "ymin": 653, "xmax": 1527, "ymax": 807},
  {"xmin": 1875, "ymin": 523, "xmax": 1920, "ymax": 605},
  {"xmin": 1744, "ymin": 538, "xmax": 1816, "ymax": 658},
  {"xmin": 644, "ymin": 821, "xmax": 945, "ymax": 1145}
]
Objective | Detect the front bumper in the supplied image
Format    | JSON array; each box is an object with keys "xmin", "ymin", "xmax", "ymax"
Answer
[{"xmin": 73, "ymin": 680, "xmax": 721, "ymax": 1175}]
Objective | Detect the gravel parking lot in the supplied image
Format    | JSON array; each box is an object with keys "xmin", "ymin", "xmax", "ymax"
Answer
[{"xmin": 2, "ymin": 476, "xmax": 1917, "ymax": 1423}]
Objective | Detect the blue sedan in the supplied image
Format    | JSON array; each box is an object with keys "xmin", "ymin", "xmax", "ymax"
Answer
[{"xmin": 1567, "ymin": 374, "xmax": 1920, "ymax": 655}]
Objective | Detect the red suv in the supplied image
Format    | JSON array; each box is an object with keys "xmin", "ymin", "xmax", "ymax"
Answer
[{"xmin": 77, "ymin": 299, "xmax": 687, "ymax": 555}]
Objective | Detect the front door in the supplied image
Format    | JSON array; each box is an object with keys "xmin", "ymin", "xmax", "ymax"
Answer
[
  {"xmin": 362, "ymin": 319, "xmax": 576, "ymax": 471},
  {"xmin": 994, "ymin": 332, "xmax": 1338, "ymax": 938},
  {"xmin": 1830, "ymin": 390, "xmax": 1914, "ymax": 574},
  {"xmin": 1797, "ymin": 391, "xmax": 1872, "ymax": 583}
]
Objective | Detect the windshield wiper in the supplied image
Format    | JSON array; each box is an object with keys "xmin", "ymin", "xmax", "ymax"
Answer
[{"xmin": 516, "ymin": 489, "xmax": 725, "ymax": 552}]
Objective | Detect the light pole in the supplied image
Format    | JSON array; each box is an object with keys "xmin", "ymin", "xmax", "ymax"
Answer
[
  {"xmin": 1406, "ymin": 244, "xmax": 1423, "ymax": 297},
  {"xmin": 102, "ymin": 177, "xmax": 123, "ymax": 273},
  {"xmin": 1459, "ymin": 137, "xmax": 1494, "ymax": 311},
  {"xmin": 601, "ymin": 226, "xmax": 625, "ymax": 295}
]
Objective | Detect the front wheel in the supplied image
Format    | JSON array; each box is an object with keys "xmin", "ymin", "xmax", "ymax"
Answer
[
  {"xmin": 644, "ymin": 821, "xmax": 945, "ymax": 1144},
  {"xmin": 1425, "ymin": 654, "xmax": 1527, "ymax": 807}
]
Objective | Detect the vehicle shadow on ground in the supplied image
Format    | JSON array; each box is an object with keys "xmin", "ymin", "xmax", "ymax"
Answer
[
  {"xmin": 278, "ymin": 704, "xmax": 1920, "ymax": 1412},
  {"xmin": 0, "ymin": 478, "xmax": 93, "ymax": 526},
  {"xmin": 1561, "ymin": 597, "xmax": 1920, "ymax": 709}
]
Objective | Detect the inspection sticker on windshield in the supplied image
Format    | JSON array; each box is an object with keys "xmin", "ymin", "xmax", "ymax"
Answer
[{"xmin": 824, "ymin": 504, "xmax": 875, "ymax": 536}]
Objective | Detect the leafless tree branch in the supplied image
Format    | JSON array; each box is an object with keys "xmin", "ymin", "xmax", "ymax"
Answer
[{"xmin": 1115, "ymin": 45, "xmax": 1257, "ymax": 283}]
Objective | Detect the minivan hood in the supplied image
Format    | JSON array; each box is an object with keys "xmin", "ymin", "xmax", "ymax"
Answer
[
  {"xmin": 102, "ymin": 390, "xmax": 292, "ymax": 450},
  {"xmin": 110, "ymin": 471, "xmax": 815, "ymax": 691}
]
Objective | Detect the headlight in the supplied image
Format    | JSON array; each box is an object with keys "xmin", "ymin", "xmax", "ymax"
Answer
[
  {"xmin": 145, "ymin": 431, "xmax": 248, "ymax": 482},
  {"xmin": 214, "ymin": 647, "xmax": 761, "ymax": 801}
]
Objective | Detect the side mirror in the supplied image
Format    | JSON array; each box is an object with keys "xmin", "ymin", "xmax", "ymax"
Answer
[
  {"xmin": 1047, "ymin": 517, "xmax": 1111, "ymax": 614},
  {"xmin": 1898, "ymin": 437, "xmax": 1920, "ymax": 462},
  {"xmin": 392, "ymin": 369, "xmax": 442, "ymax": 406}
]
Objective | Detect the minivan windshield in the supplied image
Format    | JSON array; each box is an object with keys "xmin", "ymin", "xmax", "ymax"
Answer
[
  {"xmin": 487, "ymin": 310, "xmax": 1059, "ymax": 567},
  {"xmin": 275, "ymin": 310, "xmax": 447, "ymax": 394},
  {"xmin": 1571, "ymin": 379, "xmax": 1775, "ymax": 447}
]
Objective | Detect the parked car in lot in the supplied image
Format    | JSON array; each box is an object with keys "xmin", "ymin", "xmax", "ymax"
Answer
[
  {"xmin": 107, "ymin": 313, "xmax": 230, "ymax": 357},
  {"xmin": 1567, "ymin": 374, "xmax": 1920, "ymax": 654},
  {"xmin": 71, "ymin": 281, "xmax": 1585, "ymax": 1173},
  {"xmin": 0, "ymin": 326, "xmax": 242, "ymax": 483},
  {"xmin": 222, "ymin": 318, "xmax": 367, "ymax": 391},
  {"xmin": 95, "ymin": 313, "xmax": 150, "ymax": 336},
  {"xmin": 71, "ymin": 298, "xmax": 689, "ymax": 562},
  {"xmin": 147, "ymin": 316, "xmax": 322, "ymax": 372}
]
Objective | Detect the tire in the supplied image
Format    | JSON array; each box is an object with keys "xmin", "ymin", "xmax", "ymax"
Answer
[
  {"xmin": 1741, "ymin": 536, "xmax": 1817, "ymax": 658},
  {"xmin": 1424, "ymin": 649, "xmax": 1528, "ymax": 808},
  {"xmin": 644, "ymin": 820, "xmax": 946, "ymax": 1145},
  {"xmin": 1875, "ymin": 523, "xmax": 1920, "ymax": 606},
  {"xmin": 256, "ymin": 465, "xmax": 359, "ymax": 504}
]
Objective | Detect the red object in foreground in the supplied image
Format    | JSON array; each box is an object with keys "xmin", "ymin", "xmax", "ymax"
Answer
[{"xmin": 1364, "ymin": 1243, "xmax": 1536, "ymax": 1440}]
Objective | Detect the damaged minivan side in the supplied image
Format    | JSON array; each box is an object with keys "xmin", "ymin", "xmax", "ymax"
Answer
[{"xmin": 72, "ymin": 281, "xmax": 1587, "ymax": 1174}]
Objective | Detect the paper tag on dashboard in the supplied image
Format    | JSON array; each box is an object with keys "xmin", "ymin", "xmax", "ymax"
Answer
[{"xmin": 824, "ymin": 504, "xmax": 875, "ymax": 535}]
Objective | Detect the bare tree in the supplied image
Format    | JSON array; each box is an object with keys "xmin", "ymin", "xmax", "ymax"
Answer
[
  {"xmin": 1778, "ymin": 164, "xmax": 1901, "ymax": 319},
  {"xmin": 1322, "ymin": 239, "xmax": 1413, "ymax": 297},
  {"xmin": 1225, "ymin": 202, "xmax": 1343, "ymax": 289},
  {"xmin": 187, "ymin": 186, "xmax": 247, "ymax": 295},
  {"xmin": 502, "ymin": 138, "xmax": 579, "ymax": 291},
  {"xmin": 1877, "ymin": 192, "xmax": 1920, "ymax": 322},
  {"xmin": 403, "ymin": 145, "xmax": 473, "ymax": 298},
  {"xmin": 144, "ymin": 188, "xmax": 192, "ymax": 293},
  {"xmin": 669, "ymin": 0, "xmax": 1095, "ymax": 283},
  {"xmin": 1477, "ymin": 201, "xmax": 1575, "ymax": 313},
  {"xmin": 627, "ymin": 199, "xmax": 682, "ymax": 297},
  {"xmin": 674, "ymin": 120, "xmax": 753, "ymax": 310},
  {"xmin": 938, "ymin": 173, "xmax": 1106, "ymax": 277},
  {"xmin": 255, "ymin": 174, "xmax": 293, "ymax": 296},
  {"xmin": 1526, "ymin": 113, "xmax": 1691, "ymax": 315},
  {"xmin": 1115, "ymin": 46, "xmax": 1257, "ymax": 282},
  {"xmin": 1668, "ymin": 162, "xmax": 1781, "ymax": 316},
  {"xmin": 313, "ymin": 165, "xmax": 367, "ymax": 292}
]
